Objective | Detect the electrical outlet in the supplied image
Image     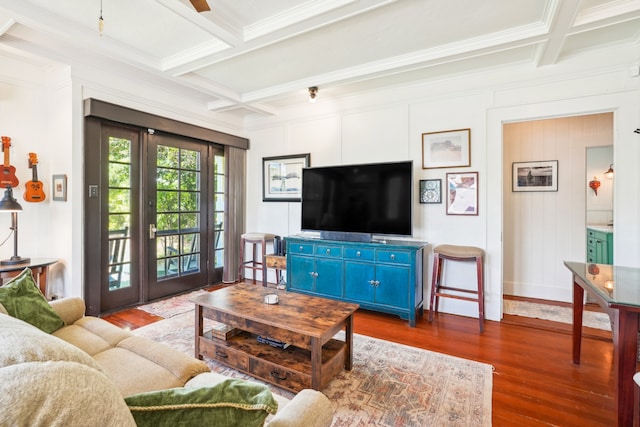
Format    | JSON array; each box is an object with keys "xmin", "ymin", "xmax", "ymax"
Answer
[{"xmin": 89, "ymin": 185, "xmax": 99, "ymax": 198}]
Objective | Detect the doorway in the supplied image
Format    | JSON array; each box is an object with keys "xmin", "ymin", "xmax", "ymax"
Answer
[
  {"xmin": 502, "ymin": 112, "xmax": 613, "ymax": 302},
  {"xmin": 86, "ymin": 122, "xmax": 225, "ymax": 314}
]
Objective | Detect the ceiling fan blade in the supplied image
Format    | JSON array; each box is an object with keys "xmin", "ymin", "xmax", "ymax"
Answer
[{"xmin": 189, "ymin": 0, "xmax": 210, "ymax": 12}]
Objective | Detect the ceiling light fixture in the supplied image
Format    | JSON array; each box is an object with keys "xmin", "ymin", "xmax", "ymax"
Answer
[
  {"xmin": 98, "ymin": 0, "xmax": 104, "ymax": 36},
  {"xmin": 308, "ymin": 86, "xmax": 318, "ymax": 103}
]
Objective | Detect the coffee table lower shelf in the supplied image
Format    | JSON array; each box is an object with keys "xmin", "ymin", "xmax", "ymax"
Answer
[{"xmin": 198, "ymin": 331, "xmax": 347, "ymax": 393}]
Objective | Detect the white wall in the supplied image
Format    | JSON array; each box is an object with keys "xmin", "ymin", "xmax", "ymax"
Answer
[
  {"xmin": 1, "ymin": 41, "xmax": 638, "ymax": 321},
  {"xmin": 245, "ymin": 45, "xmax": 640, "ymax": 321}
]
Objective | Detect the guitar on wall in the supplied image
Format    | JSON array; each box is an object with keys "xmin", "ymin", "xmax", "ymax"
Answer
[
  {"xmin": 0, "ymin": 136, "xmax": 19, "ymax": 188},
  {"xmin": 24, "ymin": 153, "xmax": 46, "ymax": 202}
]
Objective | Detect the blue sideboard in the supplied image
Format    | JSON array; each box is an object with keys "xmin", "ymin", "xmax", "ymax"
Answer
[{"xmin": 286, "ymin": 236, "xmax": 426, "ymax": 327}]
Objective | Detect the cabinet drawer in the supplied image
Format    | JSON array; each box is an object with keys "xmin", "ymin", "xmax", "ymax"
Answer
[
  {"xmin": 315, "ymin": 244, "xmax": 342, "ymax": 258},
  {"xmin": 344, "ymin": 247, "xmax": 374, "ymax": 261},
  {"xmin": 376, "ymin": 250, "xmax": 410, "ymax": 264},
  {"xmin": 199, "ymin": 337, "xmax": 250, "ymax": 371},
  {"xmin": 290, "ymin": 243, "xmax": 314, "ymax": 255},
  {"xmin": 249, "ymin": 358, "xmax": 310, "ymax": 392}
]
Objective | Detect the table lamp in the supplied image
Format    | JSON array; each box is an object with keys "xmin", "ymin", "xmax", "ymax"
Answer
[{"xmin": 0, "ymin": 186, "xmax": 30, "ymax": 265}]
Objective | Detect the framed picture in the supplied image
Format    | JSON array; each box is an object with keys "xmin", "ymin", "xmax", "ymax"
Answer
[
  {"xmin": 512, "ymin": 160, "xmax": 558, "ymax": 192},
  {"xmin": 262, "ymin": 154, "xmax": 310, "ymax": 202},
  {"xmin": 446, "ymin": 172, "xmax": 478, "ymax": 215},
  {"xmin": 419, "ymin": 179, "xmax": 441, "ymax": 204},
  {"xmin": 52, "ymin": 174, "xmax": 67, "ymax": 201},
  {"xmin": 422, "ymin": 128, "xmax": 471, "ymax": 169}
]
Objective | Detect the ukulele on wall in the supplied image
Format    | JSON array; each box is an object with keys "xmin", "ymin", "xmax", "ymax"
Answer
[
  {"xmin": 0, "ymin": 136, "xmax": 19, "ymax": 188},
  {"xmin": 24, "ymin": 153, "xmax": 46, "ymax": 202}
]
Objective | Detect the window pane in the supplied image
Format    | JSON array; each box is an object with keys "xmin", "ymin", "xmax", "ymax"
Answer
[
  {"xmin": 180, "ymin": 213, "xmax": 198, "ymax": 231},
  {"xmin": 181, "ymin": 150, "xmax": 200, "ymax": 171},
  {"xmin": 109, "ymin": 189, "xmax": 130, "ymax": 213},
  {"xmin": 157, "ymin": 168, "xmax": 179, "ymax": 190},
  {"xmin": 157, "ymin": 146, "xmax": 179, "ymax": 168},
  {"xmin": 180, "ymin": 170, "xmax": 199, "ymax": 191},
  {"xmin": 157, "ymin": 213, "xmax": 179, "ymax": 232},
  {"xmin": 157, "ymin": 190, "xmax": 179, "ymax": 212},
  {"xmin": 109, "ymin": 163, "xmax": 130, "ymax": 188}
]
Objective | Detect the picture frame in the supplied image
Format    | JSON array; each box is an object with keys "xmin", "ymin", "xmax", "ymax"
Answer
[
  {"xmin": 52, "ymin": 174, "xmax": 67, "ymax": 201},
  {"xmin": 262, "ymin": 154, "xmax": 310, "ymax": 202},
  {"xmin": 422, "ymin": 128, "xmax": 471, "ymax": 169},
  {"xmin": 419, "ymin": 179, "xmax": 442, "ymax": 204},
  {"xmin": 446, "ymin": 172, "xmax": 478, "ymax": 215},
  {"xmin": 512, "ymin": 160, "xmax": 558, "ymax": 192}
]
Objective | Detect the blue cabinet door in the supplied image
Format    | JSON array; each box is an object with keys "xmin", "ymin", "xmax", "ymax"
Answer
[
  {"xmin": 345, "ymin": 261, "xmax": 375, "ymax": 303},
  {"xmin": 315, "ymin": 258, "xmax": 343, "ymax": 297},
  {"xmin": 375, "ymin": 264, "xmax": 410, "ymax": 309},
  {"xmin": 288, "ymin": 255, "xmax": 314, "ymax": 292}
]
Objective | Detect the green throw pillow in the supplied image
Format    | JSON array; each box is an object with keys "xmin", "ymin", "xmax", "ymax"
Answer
[
  {"xmin": 125, "ymin": 379, "xmax": 278, "ymax": 427},
  {"xmin": 0, "ymin": 268, "xmax": 64, "ymax": 334}
]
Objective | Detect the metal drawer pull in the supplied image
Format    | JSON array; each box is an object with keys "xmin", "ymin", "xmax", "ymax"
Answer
[
  {"xmin": 390, "ymin": 254, "xmax": 395, "ymax": 260},
  {"xmin": 299, "ymin": 246, "xmax": 304, "ymax": 251},
  {"xmin": 271, "ymin": 371, "xmax": 287, "ymax": 381},
  {"xmin": 215, "ymin": 351, "xmax": 228, "ymax": 358},
  {"xmin": 356, "ymin": 251, "xmax": 361, "ymax": 257},
  {"xmin": 326, "ymin": 249, "xmax": 331, "ymax": 254}
]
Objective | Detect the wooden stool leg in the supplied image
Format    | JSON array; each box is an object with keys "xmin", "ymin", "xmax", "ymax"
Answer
[
  {"xmin": 476, "ymin": 256, "xmax": 485, "ymax": 332},
  {"xmin": 251, "ymin": 242, "xmax": 257, "ymax": 281},
  {"xmin": 428, "ymin": 254, "xmax": 442, "ymax": 322},
  {"xmin": 261, "ymin": 237, "xmax": 267, "ymax": 287}
]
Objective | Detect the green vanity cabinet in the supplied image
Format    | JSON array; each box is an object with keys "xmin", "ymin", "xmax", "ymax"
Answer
[
  {"xmin": 287, "ymin": 237, "xmax": 426, "ymax": 327},
  {"xmin": 586, "ymin": 227, "xmax": 613, "ymax": 265}
]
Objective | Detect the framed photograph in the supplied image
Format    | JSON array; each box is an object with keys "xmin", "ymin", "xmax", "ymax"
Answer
[
  {"xmin": 419, "ymin": 179, "xmax": 441, "ymax": 204},
  {"xmin": 52, "ymin": 174, "xmax": 67, "ymax": 201},
  {"xmin": 422, "ymin": 128, "xmax": 471, "ymax": 169},
  {"xmin": 262, "ymin": 154, "xmax": 310, "ymax": 202},
  {"xmin": 512, "ymin": 160, "xmax": 558, "ymax": 192},
  {"xmin": 446, "ymin": 172, "xmax": 478, "ymax": 215}
]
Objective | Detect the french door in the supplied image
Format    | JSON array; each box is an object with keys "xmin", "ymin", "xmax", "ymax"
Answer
[
  {"xmin": 146, "ymin": 133, "xmax": 208, "ymax": 300},
  {"xmin": 93, "ymin": 124, "xmax": 225, "ymax": 313}
]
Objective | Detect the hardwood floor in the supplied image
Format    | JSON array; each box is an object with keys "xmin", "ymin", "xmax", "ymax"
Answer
[{"xmin": 102, "ymin": 285, "xmax": 626, "ymax": 426}]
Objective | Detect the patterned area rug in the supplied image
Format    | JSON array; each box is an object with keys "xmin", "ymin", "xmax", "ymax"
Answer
[
  {"xmin": 503, "ymin": 299, "xmax": 611, "ymax": 331},
  {"xmin": 133, "ymin": 311, "xmax": 493, "ymax": 426},
  {"xmin": 137, "ymin": 289, "xmax": 208, "ymax": 318}
]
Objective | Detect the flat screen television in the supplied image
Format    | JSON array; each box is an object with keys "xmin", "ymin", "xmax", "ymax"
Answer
[{"xmin": 301, "ymin": 161, "xmax": 412, "ymax": 241}]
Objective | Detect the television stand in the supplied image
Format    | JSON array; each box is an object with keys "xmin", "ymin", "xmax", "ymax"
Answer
[{"xmin": 286, "ymin": 236, "xmax": 426, "ymax": 326}]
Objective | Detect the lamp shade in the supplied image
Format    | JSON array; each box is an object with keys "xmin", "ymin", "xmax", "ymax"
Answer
[{"xmin": 0, "ymin": 187, "xmax": 22, "ymax": 212}]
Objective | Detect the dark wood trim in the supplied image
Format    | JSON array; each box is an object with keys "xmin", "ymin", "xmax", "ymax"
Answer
[{"xmin": 83, "ymin": 98, "xmax": 249, "ymax": 150}]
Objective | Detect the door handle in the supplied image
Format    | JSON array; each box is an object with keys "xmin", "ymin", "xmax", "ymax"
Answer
[{"xmin": 149, "ymin": 224, "xmax": 157, "ymax": 239}]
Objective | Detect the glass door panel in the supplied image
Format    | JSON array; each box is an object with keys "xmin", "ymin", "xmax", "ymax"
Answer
[{"xmin": 148, "ymin": 134, "xmax": 208, "ymax": 300}]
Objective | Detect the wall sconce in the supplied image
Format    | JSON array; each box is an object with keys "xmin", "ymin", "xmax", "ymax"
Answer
[
  {"xmin": 0, "ymin": 187, "xmax": 30, "ymax": 265},
  {"xmin": 308, "ymin": 86, "xmax": 318, "ymax": 103},
  {"xmin": 604, "ymin": 164, "xmax": 614, "ymax": 179},
  {"xmin": 588, "ymin": 177, "xmax": 600, "ymax": 196}
]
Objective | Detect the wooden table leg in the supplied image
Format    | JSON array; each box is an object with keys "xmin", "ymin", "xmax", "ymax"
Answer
[
  {"xmin": 310, "ymin": 336, "xmax": 321, "ymax": 390},
  {"xmin": 345, "ymin": 314, "xmax": 353, "ymax": 371},
  {"xmin": 195, "ymin": 304, "xmax": 203, "ymax": 360},
  {"xmin": 572, "ymin": 278, "xmax": 585, "ymax": 364},
  {"xmin": 615, "ymin": 309, "xmax": 639, "ymax": 427}
]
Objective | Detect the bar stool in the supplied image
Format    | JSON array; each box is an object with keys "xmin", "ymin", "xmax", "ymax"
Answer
[
  {"xmin": 239, "ymin": 232, "xmax": 276, "ymax": 285},
  {"xmin": 428, "ymin": 244, "xmax": 485, "ymax": 332}
]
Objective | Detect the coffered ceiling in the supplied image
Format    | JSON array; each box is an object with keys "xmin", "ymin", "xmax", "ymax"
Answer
[{"xmin": 0, "ymin": 0, "xmax": 639, "ymax": 119}]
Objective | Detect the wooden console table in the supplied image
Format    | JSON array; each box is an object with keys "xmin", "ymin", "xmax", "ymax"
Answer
[
  {"xmin": 191, "ymin": 284, "xmax": 359, "ymax": 392},
  {"xmin": 0, "ymin": 258, "xmax": 58, "ymax": 295},
  {"xmin": 564, "ymin": 261, "xmax": 640, "ymax": 427}
]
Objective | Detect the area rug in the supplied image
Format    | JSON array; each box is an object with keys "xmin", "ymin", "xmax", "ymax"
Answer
[
  {"xmin": 133, "ymin": 311, "xmax": 493, "ymax": 426},
  {"xmin": 136, "ymin": 289, "xmax": 208, "ymax": 318},
  {"xmin": 503, "ymin": 299, "xmax": 611, "ymax": 331}
]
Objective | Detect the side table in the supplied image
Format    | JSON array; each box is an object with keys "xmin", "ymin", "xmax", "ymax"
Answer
[
  {"xmin": 0, "ymin": 258, "xmax": 59, "ymax": 295},
  {"xmin": 263, "ymin": 254, "xmax": 286, "ymax": 287}
]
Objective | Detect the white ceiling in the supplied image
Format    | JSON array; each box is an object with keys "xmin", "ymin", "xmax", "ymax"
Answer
[{"xmin": 0, "ymin": 0, "xmax": 639, "ymax": 119}]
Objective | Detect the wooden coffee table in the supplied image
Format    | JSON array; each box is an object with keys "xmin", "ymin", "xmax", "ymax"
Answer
[{"xmin": 191, "ymin": 284, "xmax": 359, "ymax": 393}]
